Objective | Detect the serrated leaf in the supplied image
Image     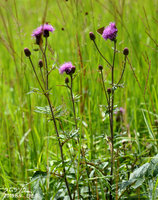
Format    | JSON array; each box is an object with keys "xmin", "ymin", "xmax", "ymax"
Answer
[
  {"xmin": 132, "ymin": 177, "xmax": 145, "ymax": 189},
  {"xmin": 31, "ymin": 171, "xmax": 47, "ymax": 200},
  {"xmin": 130, "ymin": 163, "xmax": 150, "ymax": 179}
]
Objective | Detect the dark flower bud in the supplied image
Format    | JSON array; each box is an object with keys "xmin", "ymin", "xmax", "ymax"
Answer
[
  {"xmin": 71, "ymin": 66, "xmax": 76, "ymax": 74},
  {"xmin": 107, "ymin": 88, "xmax": 111, "ymax": 94},
  {"xmin": 65, "ymin": 77, "xmax": 69, "ymax": 84},
  {"xmin": 24, "ymin": 48, "xmax": 31, "ymax": 57},
  {"xmin": 123, "ymin": 47, "xmax": 129, "ymax": 56},
  {"xmin": 38, "ymin": 59, "xmax": 43, "ymax": 68},
  {"xmin": 98, "ymin": 65, "xmax": 103, "ymax": 71},
  {"xmin": 43, "ymin": 30, "xmax": 49, "ymax": 38},
  {"xmin": 89, "ymin": 32, "xmax": 95, "ymax": 41},
  {"xmin": 36, "ymin": 34, "xmax": 42, "ymax": 45}
]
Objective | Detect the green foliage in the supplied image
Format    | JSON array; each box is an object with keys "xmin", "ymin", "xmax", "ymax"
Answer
[{"xmin": 0, "ymin": 0, "xmax": 157, "ymax": 199}]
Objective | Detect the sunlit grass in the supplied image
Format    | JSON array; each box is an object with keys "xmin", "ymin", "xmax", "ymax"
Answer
[{"xmin": 0, "ymin": 0, "xmax": 157, "ymax": 199}]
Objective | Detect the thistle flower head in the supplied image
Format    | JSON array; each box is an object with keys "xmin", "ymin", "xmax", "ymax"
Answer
[
  {"xmin": 42, "ymin": 23, "xmax": 55, "ymax": 37},
  {"xmin": 32, "ymin": 23, "xmax": 55, "ymax": 44},
  {"xmin": 102, "ymin": 22, "xmax": 118, "ymax": 41},
  {"xmin": 59, "ymin": 62, "xmax": 76, "ymax": 75}
]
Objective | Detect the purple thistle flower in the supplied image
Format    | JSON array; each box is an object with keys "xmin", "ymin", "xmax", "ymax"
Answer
[
  {"xmin": 59, "ymin": 62, "xmax": 76, "ymax": 75},
  {"xmin": 32, "ymin": 23, "xmax": 55, "ymax": 44},
  {"xmin": 32, "ymin": 27, "xmax": 43, "ymax": 37},
  {"xmin": 41, "ymin": 23, "xmax": 55, "ymax": 37},
  {"xmin": 102, "ymin": 22, "xmax": 118, "ymax": 41}
]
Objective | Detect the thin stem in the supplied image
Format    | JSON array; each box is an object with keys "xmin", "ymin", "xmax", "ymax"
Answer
[
  {"xmin": 93, "ymin": 40, "xmax": 112, "ymax": 68},
  {"xmin": 100, "ymin": 70, "xmax": 109, "ymax": 104},
  {"xmin": 29, "ymin": 56, "xmax": 72, "ymax": 200},
  {"xmin": 40, "ymin": 38, "xmax": 48, "ymax": 90},
  {"xmin": 40, "ymin": 67, "xmax": 46, "ymax": 89},
  {"xmin": 29, "ymin": 57, "xmax": 45, "ymax": 93},
  {"xmin": 109, "ymin": 40, "xmax": 116, "ymax": 200},
  {"xmin": 70, "ymin": 75, "xmax": 78, "ymax": 130},
  {"xmin": 116, "ymin": 55, "xmax": 127, "ymax": 85},
  {"xmin": 69, "ymin": 76, "xmax": 91, "ymax": 199},
  {"xmin": 46, "ymin": 94, "xmax": 72, "ymax": 200}
]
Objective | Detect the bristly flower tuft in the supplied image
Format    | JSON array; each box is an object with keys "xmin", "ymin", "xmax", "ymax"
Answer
[
  {"xmin": 102, "ymin": 22, "xmax": 118, "ymax": 41},
  {"xmin": 59, "ymin": 62, "xmax": 76, "ymax": 75},
  {"xmin": 32, "ymin": 23, "xmax": 55, "ymax": 44}
]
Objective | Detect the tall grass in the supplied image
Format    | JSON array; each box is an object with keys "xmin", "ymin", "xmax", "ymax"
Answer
[{"xmin": 0, "ymin": 0, "xmax": 157, "ymax": 199}]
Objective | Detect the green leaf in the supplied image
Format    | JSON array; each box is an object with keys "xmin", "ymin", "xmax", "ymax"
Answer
[{"xmin": 31, "ymin": 171, "xmax": 47, "ymax": 200}]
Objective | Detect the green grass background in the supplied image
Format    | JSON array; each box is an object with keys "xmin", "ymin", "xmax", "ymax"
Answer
[{"xmin": 0, "ymin": 0, "xmax": 157, "ymax": 198}]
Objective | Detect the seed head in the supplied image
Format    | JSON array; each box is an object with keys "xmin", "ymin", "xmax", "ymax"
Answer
[
  {"xmin": 123, "ymin": 47, "xmax": 129, "ymax": 56},
  {"xmin": 24, "ymin": 48, "xmax": 31, "ymax": 57},
  {"xmin": 89, "ymin": 32, "xmax": 95, "ymax": 41}
]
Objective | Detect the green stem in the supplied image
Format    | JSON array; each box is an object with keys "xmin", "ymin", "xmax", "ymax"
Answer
[
  {"xmin": 28, "ymin": 57, "xmax": 72, "ymax": 200},
  {"xmin": 93, "ymin": 40, "xmax": 112, "ymax": 68},
  {"xmin": 109, "ymin": 40, "xmax": 116, "ymax": 200},
  {"xmin": 116, "ymin": 55, "xmax": 127, "ymax": 85}
]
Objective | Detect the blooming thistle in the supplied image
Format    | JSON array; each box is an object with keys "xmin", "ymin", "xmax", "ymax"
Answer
[
  {"xmin": 32, "ymin": 23, "xmax": 55, "ymax": 44},
  {"xmin": 42, "ymin": 23, "xmax": 55, "ymax": 37},
  {"xmin": 59, "ymin": 62, "xmax": 76, "ymax": 75},
  {"xmin": 102, "ymin": 22, "xmax": 118, "ymax": 41}
]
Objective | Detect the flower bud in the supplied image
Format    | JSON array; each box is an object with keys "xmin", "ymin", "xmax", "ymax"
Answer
[
  {"xmin": 98, "ymin": 65, "xmax": 103, "ymax": 71},
  {"xmin": 89, "ymin": 32, "xmax": 95, "ymax": 41},
  {"xmin": 123, "ymin": 47, "xmax": 129, "ymax": 56},
  {"xmin": 65, "ymin": 77, "xmax": 69, "ymax": 84},
  {"xmin": 43, "ymin": 30, "xmax": 49, "ymax": 38},
  {"xmin": 38, "ymin": 59, "xmax": 43, "ymax": 68},
  {"xmin": 71, "ymin": 66, "xmax": 76, "ymax": 74},
  {"xmin": 24, "ymin": 48, "xmax": 31, "ymax": 57},
  {"xmin": 107, "ymin": 88, "xmax": 111, "ymax": 94}
]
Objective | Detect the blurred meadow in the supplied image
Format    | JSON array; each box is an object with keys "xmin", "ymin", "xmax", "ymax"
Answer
[{"xmin": 0, "ymin": 0, "xmax": 158, "ymax": 199}]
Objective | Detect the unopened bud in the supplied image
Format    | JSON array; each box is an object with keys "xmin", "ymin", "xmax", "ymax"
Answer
[
  {"xmin": 71, "ymin": 66, "xmax": 76, "ymax": 74},
  {"xmin": 107, "ymin": 88, "xmax": 111, "ymax": 94},
  {"xmin": 38, "ymin": 60, "xmax": 43, "ymax": 68},
  {"xmin": 123, "ymin": 47, "xmax": 129, "ymax": 56},
  {"xmin": 98, "ymin": 65, "xmax": 103, "ymax": 71},
  {"xmin": 89, "ymin": 32, "xmax": 95, "ymax": 41},
  {"xmin": 65, "ymin": 77, "xmax": 69, "ymax": 84},
  {"xmin": 43, "ymin": 30, "xmax": 49, "ymax": 38},
  {"xmin": 24, "ymin": 48, "xmax": 31, "ymax": 57}
]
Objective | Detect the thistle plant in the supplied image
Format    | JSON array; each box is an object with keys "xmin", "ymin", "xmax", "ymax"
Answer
[
  {"xmin": 24, "ymin": 21, "xmax": 129, "ymax": 199},
  {"xmin": 90, "ymin": 22, "xmax": 129, "ymax": 199},
  {"xmin": 24, "ymin": 24, "xmax": 72, "ymax": 200},
  {"xmin": 59, "ymin": 62, "xmax": 92, "ymax": 199}
]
